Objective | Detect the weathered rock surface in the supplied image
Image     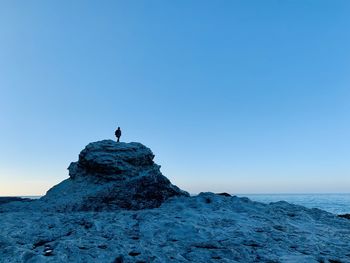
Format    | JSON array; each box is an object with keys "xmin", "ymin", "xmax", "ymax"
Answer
[
  {"xmin": 1, "ymin": 193, "xmax": 350, "ymax": 262},
  {"xmin": 39, "ymin": 140, "xmax": 189, "ymax": 211},
  {"xmin": 2, "ymin": 140, "xmax": 350, "ymax": 262}
]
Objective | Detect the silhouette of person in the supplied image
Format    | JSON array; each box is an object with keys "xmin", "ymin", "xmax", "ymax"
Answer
[{"xmin": 115, "ymin": 127, "xmax": 122, "ymax": 142}]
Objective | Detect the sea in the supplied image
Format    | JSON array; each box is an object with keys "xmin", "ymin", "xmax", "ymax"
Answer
[
  {"xmin": 238, "ymin": 193, "xmax": 350, "ymax": 215},
  {"xmin": 5, "ymin": 194, "xmax": 350, "ymax": 215}
]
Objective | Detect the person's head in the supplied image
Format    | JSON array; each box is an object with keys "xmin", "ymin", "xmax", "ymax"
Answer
[{"xmin": 118, "ymin": 127, "xmax": 120, "ymax": 130}]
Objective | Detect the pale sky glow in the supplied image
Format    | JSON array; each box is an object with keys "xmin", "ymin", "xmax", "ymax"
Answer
[{"xmin": 1, "ymin": 1, "xmax": 350, "ymax": 195}]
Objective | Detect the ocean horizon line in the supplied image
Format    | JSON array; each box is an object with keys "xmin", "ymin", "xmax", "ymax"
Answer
[{"xmin": 1, "ymin": 192, "xmax": 350, "ymax": 198}]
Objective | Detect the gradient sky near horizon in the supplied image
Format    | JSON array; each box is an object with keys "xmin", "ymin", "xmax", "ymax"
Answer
[{"xmin": 1, "ymin": 1, "xmax": 350, "ymax": 195}]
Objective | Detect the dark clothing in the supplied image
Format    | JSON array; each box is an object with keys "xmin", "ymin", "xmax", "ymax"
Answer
[{"xmin": 115, "ymin": 128, "xmax": 121, "ymax": 142}]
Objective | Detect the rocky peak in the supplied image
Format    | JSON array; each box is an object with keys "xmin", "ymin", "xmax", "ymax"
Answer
[
  {"xmin": 40, "ymin": 140, "xmax": 189, "ymax": 211},
  {"xmin": 69, "ymin": 140, "xmax": 156, "ymax": 180}
]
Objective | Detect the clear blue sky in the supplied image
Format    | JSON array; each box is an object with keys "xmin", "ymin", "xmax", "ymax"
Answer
[{"xmin": 1, "ymin": 1, "xmax": 350, "ymax": 195}]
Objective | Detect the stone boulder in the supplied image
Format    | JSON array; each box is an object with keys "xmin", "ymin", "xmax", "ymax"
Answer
[{"xmin": 40, "ymin": 140, "xmax": 189, "ymax": 211}]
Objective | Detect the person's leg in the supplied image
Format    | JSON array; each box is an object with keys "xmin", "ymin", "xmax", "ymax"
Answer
[{"xmin": 117, "ymin": 137, "xmax": 120, "ymax": 142}]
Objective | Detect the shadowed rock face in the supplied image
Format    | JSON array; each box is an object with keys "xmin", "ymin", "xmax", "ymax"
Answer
[
  {"xmin": 338, "ymin": 214, "xmax": 350, "ymax": 219},
  {"xmin": 40, "ymin": 140, "xmax": 189, "ymax": 211}
]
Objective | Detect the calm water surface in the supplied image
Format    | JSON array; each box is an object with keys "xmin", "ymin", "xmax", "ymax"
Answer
[{"xmin": 239, "ymin": 193, "xmax": 350, "ymax": 215}]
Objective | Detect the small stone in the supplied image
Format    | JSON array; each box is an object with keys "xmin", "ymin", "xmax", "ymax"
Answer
[
  {"xmin": 217, "ymin": 192, "xmax": 231, "ymax": 197},
  {"xmin": 129, "ymin": 251, "xmax": 141, "ymax": 257},
  {"xmin": 98, "ymin": 244, "xmax": 107, "ymax": 249},
  {"xmin": 43, "ymin": 248, "xmax": 53, "ymax": 256}
]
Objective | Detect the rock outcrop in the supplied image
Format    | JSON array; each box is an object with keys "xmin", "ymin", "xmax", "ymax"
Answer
[
  {"xmin": 40, "ymin": 140, "xmax": 189, "ymax": 211},
  {"xmin": 338, "ymin": 213, "xmax": 350, "ymax": 219}
]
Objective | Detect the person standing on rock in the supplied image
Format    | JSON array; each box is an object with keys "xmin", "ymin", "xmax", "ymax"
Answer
[{"xmin": 115, "ymin": 127, "xmax": 122, "ymax": 142}]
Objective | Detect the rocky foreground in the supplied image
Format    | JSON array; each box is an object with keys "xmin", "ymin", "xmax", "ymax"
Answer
[{"xmin": 1, "ymin": 140, "xmax": 350, "ymax": 263}]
